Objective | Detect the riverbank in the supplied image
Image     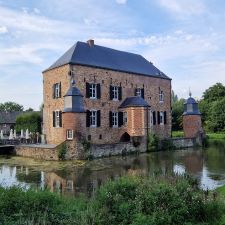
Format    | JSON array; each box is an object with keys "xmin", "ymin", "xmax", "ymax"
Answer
[
  {"xmin": 172, "ymin": 131, "xmax": 225, "ymax": 139},
  {"xmin": 1, "ymin": 174, "xmax": 225, "ymax": 225}
]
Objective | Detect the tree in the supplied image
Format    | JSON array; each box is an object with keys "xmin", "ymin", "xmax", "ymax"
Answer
[
  {"xmin": 15, "ymin": 112, "xmax": 42, "ymax": 133},
  {"xmin": 0, "ymin": 102, "xmax": 24, "ymax": 112},
  {"xmin": 172, "ymin": 98, "xmax": 185, "ymax": 131},
  {"xmin": 25, "ymin": 108, "xmax": 34, "ymax": 112},
  {"xmin": 202, "ymin": 83, "xmax": 225, "ymax": 102},
  {"xmin": 171, "ymin": 90, "xmax": 178, "ymax": 104}
]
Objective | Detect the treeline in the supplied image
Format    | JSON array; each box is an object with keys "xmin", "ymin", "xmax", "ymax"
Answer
[{"xmin": 172, "ymin": 83, "xmax": 225, "ymax": 132}]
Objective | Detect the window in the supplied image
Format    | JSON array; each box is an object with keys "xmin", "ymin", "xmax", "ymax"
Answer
[
  {"xmin": 90, "ymin": 110, "xmax": 97, "ymax": 127},
  {"xmin": 112, "ymin": 86, "xmax": 119, "ymax": 100},
  {"xmin": 112, "ymin": 112, "xmax": 118, "ymax": 127},
  {"xmin": 53, "ymin": 110, "xmax": 62, "ymax": 127},
  {"xmin": 123, "ymin": 112, "xmax": 128, "ymax": 125},
  {"xmin": 160, "ymin": 111, "xmax": 164, "ymax": 125},
  {"xmin": 149, "ymin": 111, "xmax": 153, "ymax": 126},
  {"xmin": 110, "ymin": 85, "xmax": 122, "ymax": 100},
  {"xmin": 52, "ymin": 83, "xmax": 61, "ymax": 99},
  {"xmin": 135, "ymin": 88, "xmax": 144, "ymax": 98},
  {"xmin": 86, "ymin": 83, "xmax": 101, "ymax": 99},
  {"xmin": 66, "ymin": 130, "xmax": 74, "ymax": 140},
  {"xmin": 86, "ymin": 110, "xmax": 101, "ymax": 127},
  {"xmin": 159, "ymin": 90, "xmax": 164, "ymax": 102},
  {"xmin": 109, "ymin": 111, "xmax": 123, "ymax": 127}
]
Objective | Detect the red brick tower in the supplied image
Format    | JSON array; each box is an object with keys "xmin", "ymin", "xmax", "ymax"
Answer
[{"xmin": 183, "ymin": 93, "xmax": 203, "ymax": 138}]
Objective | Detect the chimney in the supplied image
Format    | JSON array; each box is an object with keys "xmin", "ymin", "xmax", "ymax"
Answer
[{"xmin": 87, "ymin": 39, "xmax": 94, "ymax": 47}]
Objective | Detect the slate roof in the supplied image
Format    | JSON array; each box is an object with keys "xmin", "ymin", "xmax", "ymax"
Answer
[
  {"xmin": 0, "ymin": 112, "xmax": 23, "ymax": 124},
  {"xmin": 119, "ymin": 96, "xmax": 150, "ymax": 108},
  {"xmin": 185, "ymin": 97, "xmax": 197, "ymax": 104},
  {"xmin": 44, "ymin": 41, "xmax": 171, "ymax": 80},
  {"xmin": 183, "ymin": 97, "xmax": 201, "ymax": 115}
]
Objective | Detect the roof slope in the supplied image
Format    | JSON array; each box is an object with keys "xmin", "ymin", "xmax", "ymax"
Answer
[
  {"xmin": 44, "ymin": 41, "xmax": 171, "ymax": 79},
  {"xmin": 119, "ymin": 96, "xmax": 150, "ymax": 108},
  {"xmin": 0, "ymin": 111, "xmax": 23, "ymax": 124}
]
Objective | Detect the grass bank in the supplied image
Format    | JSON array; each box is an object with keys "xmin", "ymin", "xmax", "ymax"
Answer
[{"xmin": 1, "ymin": 175, "xmax": 225, "ymax": 225}]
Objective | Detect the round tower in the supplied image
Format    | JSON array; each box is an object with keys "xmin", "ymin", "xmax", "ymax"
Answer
[
  {"xmin": 63, "ymin": 80, "xmax": 86, "ymax": 141},
  {"xmin": 183, "ymin": 92, "xmax": 203, "ymax": 138}
]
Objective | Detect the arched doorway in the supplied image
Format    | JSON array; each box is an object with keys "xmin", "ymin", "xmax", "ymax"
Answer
[{"xmin": 120, "ymin": 132, "xmax": 131, "ymax": 142}]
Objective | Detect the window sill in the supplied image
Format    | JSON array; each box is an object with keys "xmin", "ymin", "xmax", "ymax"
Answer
[
  {"xmin": 89, "ymin": 97, "xmax": 97, "ymax": 100},
  {"xmin": 159, "ymin": 101, "xmax": 164, "ymax": 103},
  {"xmin": 90, "ymin": 125, "xmax": 97, "ymax": 128}
]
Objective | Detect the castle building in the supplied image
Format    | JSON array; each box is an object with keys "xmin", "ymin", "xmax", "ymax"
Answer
[
  {"xmin": 42, "ymin": 40, "xmax": 172, "ymax": 147},
  {"xmin": 183, "ymin": 93, "xmax": 203, "ymax": 138}
]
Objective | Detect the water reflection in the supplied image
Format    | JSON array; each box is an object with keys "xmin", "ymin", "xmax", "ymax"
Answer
[{"xmin": 0, "ymin": 140, "xmax": 224, "ymax": 196}]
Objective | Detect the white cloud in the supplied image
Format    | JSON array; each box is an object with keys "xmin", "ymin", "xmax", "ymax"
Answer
[
  {"xmin": 158, "ymin": 0, "xmax": 206, "ymax": 17},
  {"xmin": 0, "ymin": 25, "xmax": 8, "ymax": 34},
  {"xmin": 116, "ymin": 0, "xmax": 127, "ymax": 4}
]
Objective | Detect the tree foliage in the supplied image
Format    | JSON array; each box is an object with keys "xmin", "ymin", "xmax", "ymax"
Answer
[
  {"xmin": 0, "ymin": 101, "xmax": 24, "ymax": 112},
  {"xmin": 15, "ymin": 112, "xmax": 42, "ymax": 133},
  {"xmin": 172, "ymin": 97, "xmax": 185, "ymax": 131}
]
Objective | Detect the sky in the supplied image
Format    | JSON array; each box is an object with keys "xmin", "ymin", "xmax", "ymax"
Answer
[{"xmin": 0, "ymin": 0, "xmax": 225, "ymax": 110}]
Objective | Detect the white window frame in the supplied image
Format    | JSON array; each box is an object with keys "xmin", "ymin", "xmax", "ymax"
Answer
[
  {"xmin": 159, "ymin": 90, "xmax": 164, "ymax": 102},
  {"xmin": 55, "ymin": 83, "xmax": 60, "ymax": 98},
  {"xmin": 66, "ymin": 129, "xmax": 74, "ymax": 140},
  {"xmin": 123, "ymin": 112, "xmax": 128, "ymax": 126},
  {"xmin": 55, "ymin": 110, "xmax": 60, "ymax": 128},
  {"xmin": 112, "ymin": 86, "xmax": 119, "ymax": 100},
  {"xmin": 90, "ymin": 110, "xmax": 97, "ymax": 127},
  {"xmin": 90, "ymin": 84, "xmax": 97, "ymax": 99},
  {"xmin": 112, "ymin": 112, "xmax": 118, "ymax": 127},
  {"xmin": 136, "ymin": 88, "xmax": 142, "ymax": 97},
  {"xmin": 160, "ymin": 111, "xmax": 164, "ymax": 125}
]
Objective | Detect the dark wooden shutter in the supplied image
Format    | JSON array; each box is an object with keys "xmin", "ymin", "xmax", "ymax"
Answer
[
  {"xmin": 109, "ymin": 85, "xmax": 113, "ymax": 100},
  {"xmin": 86, "ymin": 110, "xmax": 91, "ymax": 127},
  {"xmin": 59, "ymin": 82, "xmax": 61, "ymax": 98},
  {"xmin": 53, "ymin": 111, "xmax": 56, "ymax": 127},
  {"xmin": 118, "ymin": 112, "xmax": 124, "ymax": 127},
  {"xmin": 134, "ymin": 88, "xmax": 137, "ymax": 96},
  {"xmin": 153, "ymin": 111, "xmax": 156, "ymax": 125},
  {"xmin": 97, "ymin": 110, "xmax": 101, "ymax": 127},
  {"xmin": 118, "ymin": 86, "xmax": 122, "ymax": 100},
  {"xmin": 86, "ymin": 83, "xmax": 90, "ymax": 98},
  {"xmin": 52, "ymin": 84, "xmax": 55, "ymax": 99},
  {"xmin": 97, "ymin": 83, "xmax": 101, "ymax": 99},
  {"xmin": 164, "ymin": 111, "xmax": 167, "ymax": 124},
  {"xmin": 59, "ymin": 111, "xmax": 62, "ymax": 127},
  {"xmin": 157, "ymin": 111, "xmax": 160, "ymax": 124},
  {"xmin": 141, "ymin": 88, "xmax": 144, "ymax": 99},
  {"xmin": 109, "ymin": 111, "xmax": 113, "ymax": 127}
]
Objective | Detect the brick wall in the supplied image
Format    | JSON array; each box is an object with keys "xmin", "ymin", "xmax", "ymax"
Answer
[
  {"xmin": 43, "ymin": 64, "xmax": 171, "ymax": 145},
  {"xmin": 183, "ymin": 115, "xmax": 202, "ymax": 138}
]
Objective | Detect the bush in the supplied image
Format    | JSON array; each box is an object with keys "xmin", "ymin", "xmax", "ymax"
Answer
[
  {"xmin": 57, "ymin": 142, "xmax": 67, "ymax": 160},
  {"xmin": 15, "ymin": 112, "xmax": 42, "ymax": 133},
  {"xmin": 147, "ymin": 133, "xmax": 159, "ymax": 152}
]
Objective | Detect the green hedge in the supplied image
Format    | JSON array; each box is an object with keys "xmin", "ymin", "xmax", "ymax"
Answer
[{"xmin": 15, "ymin": 112, "xmax": 42, "ymax": 133}]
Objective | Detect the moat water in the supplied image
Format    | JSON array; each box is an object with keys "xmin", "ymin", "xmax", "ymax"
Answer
[{"xmin": 0, "ymin": 140, "xmax": 225, "ymax": 197}]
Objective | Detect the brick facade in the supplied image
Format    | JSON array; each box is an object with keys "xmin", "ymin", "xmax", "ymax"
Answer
[
  {"xmin": 183, "ymin": 115, "xmax": 203, "ymax": 138},
  {"xmin": 43, "ymin": 63, "xmax": 171, "ymax": 145}
]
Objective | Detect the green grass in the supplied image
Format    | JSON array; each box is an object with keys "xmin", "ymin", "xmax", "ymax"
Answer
[
  {"xmin": 172, "ymin": 130, "xmax": 184, "ymax": 137},
  {"xmin": 206, "ymin": 133, "xmax": 225, "ymax": 139},
  {"xmin": 216, "ymin": 185, "xmax": 225, "ymax": 197},
  {"xmin": 1, "ymin": 174, "xmax": 225, "ymax": 225}
]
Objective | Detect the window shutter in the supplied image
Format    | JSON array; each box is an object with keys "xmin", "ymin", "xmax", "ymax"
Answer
[
  {"xmin": 86, "ymin": 83, "xmax": 90, "ymax": 98},
  {"xmin": 141, "ymin": 88, "xmax": 145, "ymax": 99},
  {"xmin": 109, "ymin": 85, "xmax": 113, "ymax": 100},
  {"xmin": 59, "ymin": 82, "xmax": 61, "ymax": 98},
  {"xmin": 164, "ymin": 111, "xmax": 167, "ymax": 124},
  {"xmin": 134, "ymin": 88, "xmax": 137, "ymax": 96},
  {"xmin": 86, "ymin": 110, "xmax": 90, "ymax": 127},
  {"xmin": 157, "ymin": 111, "xmax": 160, "ymax": 124},
  {"xmin": 118, "ymin": 112, "xmax": 124, "ymax": 127},
  {"xmin": 97, "ymin": 83, "xmax": 101, "ymax": 99},
  {"xmin": 153, "ymin": 111, "xmax": 156, "ymax": 125},
  {"xmin": 109, "ymin": 111, "xmax": 113, "ymax": 127},
  {"xmin": 97, "ymin": 110, "xmax": 101, "ymax": 127},
  {"xmin": 53, "ymin": 111, "xmax": 56, "ymax": 127},
  {"xmin": 52, "ymin": 84, "xmax": 55, "ymax": 99},
  {"xmin": 119, "ymin": 86, "xmax": 122, "ymax": 100},
  {"xmin": 59, "ymin": 111, "xmax": 62, "ymax": 127}
]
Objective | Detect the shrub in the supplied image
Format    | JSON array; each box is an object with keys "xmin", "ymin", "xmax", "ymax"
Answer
[
  {"xmin": 57, "ymin": 142, "xmax": 67, "ymax": 160},
  {"xmin": 147, "ymin": 133, "xmax": 159, "ymax": 152}
]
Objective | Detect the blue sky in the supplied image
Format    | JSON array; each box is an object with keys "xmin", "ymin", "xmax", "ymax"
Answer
[{"xmin": 0, "ymin": 0, "xmax": 225, "ymax": 110}]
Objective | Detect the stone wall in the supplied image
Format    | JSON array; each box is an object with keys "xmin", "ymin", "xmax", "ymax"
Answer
[
  {"xmin": 172, "ymin": 137, "xmax": 196, "ymax": 149},
  {"xmin": 183, "ymin": 115, "xmax": 203, "ymax": 138}
]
